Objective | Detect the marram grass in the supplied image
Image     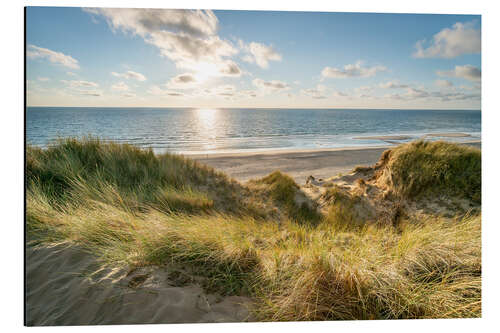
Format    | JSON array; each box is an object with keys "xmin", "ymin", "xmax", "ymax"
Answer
[{"xmin": 26, "ymin": 138, "xmax": 481, "ymax": 321}]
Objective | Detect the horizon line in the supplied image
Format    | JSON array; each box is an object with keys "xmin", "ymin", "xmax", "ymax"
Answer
[{"xmin": 26, "ymin": 105, "xmax": 482, "ymax": 111}]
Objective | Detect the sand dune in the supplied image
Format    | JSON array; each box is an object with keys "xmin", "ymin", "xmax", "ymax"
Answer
[
  {"xmin": 26, "ymin": 243, "xmax": 252, "ymax": 326},
  {"xmin": 25, "ymin": 140, "xmax": 481, "ymax": 325}
]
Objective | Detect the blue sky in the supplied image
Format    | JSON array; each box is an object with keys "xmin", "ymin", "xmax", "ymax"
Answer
[{"xmin": 26, "ymin": 7, "xmax": 481, "ymax": 109}]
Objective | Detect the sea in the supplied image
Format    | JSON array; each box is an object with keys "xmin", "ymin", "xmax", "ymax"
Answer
[{"xmin": 26, "ymin": 107, "xmax": 481, "ymax": 154}]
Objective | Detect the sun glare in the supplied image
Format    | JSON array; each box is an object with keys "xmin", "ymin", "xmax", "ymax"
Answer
[
  {"xmin": 196, "ymin": 108, "xmax": 218, "ymax": 124},
  {"xmin": 193, "ymin": 108, "xmax": 219, "ymax": 149},
  {"xmin": 196, "ymin": 108, "xmax": 218, "ymax": 127},
  {"xmin": 192, "ymin": 62, "xmax": 220, "ymax": 82}
]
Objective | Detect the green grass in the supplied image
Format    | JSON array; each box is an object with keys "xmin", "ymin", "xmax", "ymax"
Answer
[
  {"xmin": 26, "ymin": 138, "xmax": 481, "ymax": 321},
  {"xmin": 322, "ymin": 185, "xmax": 374, "ymax": 229},
  {"xmin": 377, "ymin": 140, "xmax": 481, "ymax": 204},
  {"xmin": 249, "ymin": 171, "xmax": 321, "ymax": 225},
  {"xmin": 27, "ymin": 137, "xmax": 270, "ymax": 217}
]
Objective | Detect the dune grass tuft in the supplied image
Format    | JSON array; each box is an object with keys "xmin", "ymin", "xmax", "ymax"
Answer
[
  {"xmin": 377, "ymin": 140, "xmax": 481, "ymax": 204},
  {"xmin": 27, "ymin": 137, "xmax": 271, "ymax": 218},
  {"xmin": 250, "ymin": 171, "xmax": 321, "ymax": 225},
  {"xmin": 322, "ymin": 185, "xmax": 373, "ymax": 229}
]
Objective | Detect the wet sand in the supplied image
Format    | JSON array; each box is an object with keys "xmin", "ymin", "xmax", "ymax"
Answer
[
  {"xmin": 353, "ymin": 135, "xmax": 413, "ymax": 140},
  {"xmin": 192, "ymin": 141, "xmax": 481, "ymax": 184},
  {"xmin": 353, "ymin": 133, "xmax": 472, "ymax": 141}
]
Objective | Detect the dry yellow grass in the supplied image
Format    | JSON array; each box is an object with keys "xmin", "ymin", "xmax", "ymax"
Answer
[{"xmin": 26, "ymin": 138, "xmax": 481, "ymax": 321}]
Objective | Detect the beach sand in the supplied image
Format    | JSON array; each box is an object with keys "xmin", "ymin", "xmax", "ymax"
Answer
[
  {"xmin": 192, "ymin": 141, "xmax": 481, "ymax": 184},
  {"xmin": 26, "ymin": 243, "xmax": 252, "ymax": 326}
]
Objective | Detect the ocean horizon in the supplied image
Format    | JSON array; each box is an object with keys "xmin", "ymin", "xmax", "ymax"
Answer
[{"xmin": 26, "ymin": 107, "xmax": 481, "ymax": 154}]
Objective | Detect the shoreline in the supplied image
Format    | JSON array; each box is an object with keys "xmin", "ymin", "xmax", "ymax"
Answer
[
  {"xmin": 188, "ymin": 139, "xmax": 481, "ymax": 159},
  {"xmin": 191, "ymin": 140, "xmax": 481, "ymax": 184}
]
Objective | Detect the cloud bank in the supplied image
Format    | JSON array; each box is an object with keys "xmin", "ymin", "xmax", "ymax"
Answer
[
  {"xmin": 27, "ymin": 45, "xmax": 80, "ymax": 69},
  {"xmin": 413, "ymin": 22, "xmax": 480, "ymax": 58},
  {"xmin": 61, "ymin": 80, "xmax": 99, "ymax": 88},
  {"xmin": 435, "ymin": 79, "xmax": 453, "ymax": 88},
  {"xmin": 379, "ymin": 81, "xmax": 409, "ymax": 89},
  {"xmin": 111, "ymin": 70, "xmax": 147, "ymax": 81},
  {"xmin": 88, "ymin": 8, "xmax": 240, "ymax": 78},
  {"xmin": 111, "ymin": 82, "xmax": 129, "ymax": 91},
  {"xmin": 301, "ymin": 85, "xmax": 327, "ymax": 99},
  {"xmin": 240, "ymin": 41, "xmax": 282, "ymax": 69},
  {"xmin": 321, "ymin": 61, "xmax": 386, "ymax": 79},
  {"xmin": 252, "ymin": 78, "xmax": 290, "ymax": 93},
  {"xmin": 437, "ymin": 65, "xmax": 481, "ymax": 82}
]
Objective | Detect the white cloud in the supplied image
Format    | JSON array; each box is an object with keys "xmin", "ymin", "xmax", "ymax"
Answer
[
  {"xmin": 200, "ymin": 85, "xmax": 237, "ymax": 97},
  {"xmin": 437, "ymin": 65, "xmax": 481, "ymax": 82},
  {"xmin": 459, "ymin": 84, "xmax": 481, "ymax": 91},
  {"xmin": 215, "ymin": 85, "xmax": 236, "ymax": 96},
  {"xmin": 147, "ymin": 31, "xmax": 237, "ymax": 68},
  {"xmin": 354, "ymin": 85, "xmax": 373, "ymax": 94},
  {"xmin": 384, "ymin": 86, "xmax": 480, "ymax": 102},
  {"xmin": 240, "ymin": 41, "xmax": 282, "ymax": 69},
  {"xmin": 85, "ymin": 8, "xmax": 218, "ymax": 37},
  {"xmin": 80, "ymin": 90, "xmax": 102, "ymax": 97},
  {"xmin": 252, "ymin": 78, "xmax": 290, "ymax": 93},
  {"xmin": 239, "ymin": 90, "xmax": 257, "ymax": 98},
  {"xmin": 217, "ymin": 60, "xmax": 242, "ymax": 77},
  {"xmin": 379, "ymin": 81, "xmax": 409, "ymax": 89},
  {"xmin": 61, "ymin": 80, "xmax": 99, "ymax": 88},
  {"xmin": 111, "ymin": 82, "xmax": 129, "ymax": 91},
  {"xmin": 406, "ymin": 87, "xmax": 430, "ymax": 99},
  {"xmin": 27, "ymin": 45, "xmax": 80, "ymax": 69},
  {"xmin": 301, "ymin": 85, "xmax": 327, "ymax": 99},
  {"xmin": 435, "ymin": 79, "xmax": 453, "ymax": 88},
  {"xmin": 193, "ymin": 85, "xmax": 257, "ymax": 99},
  {"xmin": 321, "ymin": 61, "xmax": 386, "ymax": 79},
  {"xmin": 332, "ymin": 91, "xmax": 348, "ymax": 98},
  {"xmin": 413, "ymin": 22, "xmax": 480, "ymax": 58},
  {"xmin": 148, "ymin": 85, "xmax": 185, "ymax": 97},
  {"xmin": 428, "ymin": 91, "xmax": 480, "ymax": 102},
  {"xmin": 149, "ymin": 84, "xmax": 256, "ymax": 100},
  {"xmin": 60, "ymin": 79, "xmax": 102, "ymax": 97},
  {"xmin": 166, "ymin": 73, "xmax": 198, "ymax": 89},
  {"xmin": 66, "ymin": 72, "xmax": 77, "ymax": 76},
  {"xmin": 111, "ymin": 70, "xmax": 147, "ymax": 81},
  {"xmin": 90, "ymin": 8, "xmax": 239, "ymax": 79},
  {"xmin": 122, "ymin": 92, "xmax": 136, "ymax": 98},
  {"xmin": 37, "ymin": 77, "xmax": 50, "ymax": 82},
  {"xmin": 383, "ymin": 93, "xmax": 404, "ymax": 100}
]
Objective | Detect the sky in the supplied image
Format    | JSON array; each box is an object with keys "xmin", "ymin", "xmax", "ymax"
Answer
[{"xmin": 26, "ymin": 7, "xmax": 481, "ymax": 109}]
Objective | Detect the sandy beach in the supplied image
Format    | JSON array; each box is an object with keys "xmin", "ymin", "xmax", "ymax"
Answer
[
  {"xmin": 192, "ymin": 141, "xmax": 481, "ymax": 184},
  {"xmin": 26, "ymin": 243, "xmax": 252, "ymax": 326}
]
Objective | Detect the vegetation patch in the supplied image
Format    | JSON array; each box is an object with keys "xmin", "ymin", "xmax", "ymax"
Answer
[
  {"xmin": 250, "ymin": 171, "xmax": 321, "ymax": 225},
  {"xmin": 376, "ymin": 140, "xmax": 481, "ymax": 204},
  {"xmin": 321, "ymin": 185, "xmax": 374, "ymax": 229},
  {"xmin": 27, "ymin": 137, "xmax": 271, "ymax": 218}
]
